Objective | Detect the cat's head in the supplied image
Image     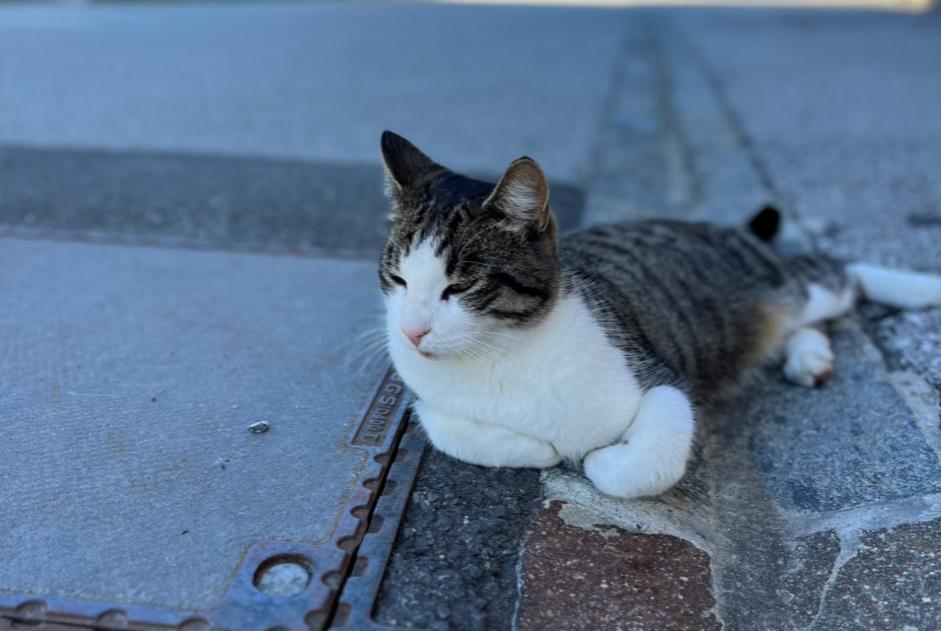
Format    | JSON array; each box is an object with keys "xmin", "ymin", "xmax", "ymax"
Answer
[{"xmin": 378, "ymin": 131, "xmax": 560, "ymax": 360}]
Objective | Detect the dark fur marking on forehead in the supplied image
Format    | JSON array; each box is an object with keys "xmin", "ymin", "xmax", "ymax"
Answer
[
  {"xmin": 380, "ymin": 134, "xmax": 561, "ymax": 328},
  {"xmin": 430, "ymin": 172, "xmax": 494, "ymax": 208}
]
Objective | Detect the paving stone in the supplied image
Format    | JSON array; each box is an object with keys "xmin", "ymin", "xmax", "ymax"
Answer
[
  {"xmin": 815, "ymin": 519, "xmax": 941, "ymax": 629},
  {"xmin": 874, "ymin": 309, "xmax": 941, "ymax": 392},
  {"xmin": 748, "ymin": 321, "xmax": 941, "ymax": 512},
  {"xmin": 778, "ymin": 531, "xmax": 841, "ymax": 629},
  {"xmin": 516, "ymin": 501, "xmax": 719, "ymax": 631}
]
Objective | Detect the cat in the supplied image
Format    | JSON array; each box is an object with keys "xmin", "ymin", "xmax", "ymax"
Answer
[{"xmin": 377, "ymin": 130, "xmax": 941, "ymax": 499}]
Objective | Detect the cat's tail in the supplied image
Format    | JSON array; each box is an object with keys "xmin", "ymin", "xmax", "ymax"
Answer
[
  {"xmin": 846, "ymin": 263, "xmax": 941, "ymax": 310},
  {"xmin": 748, "ymin": 205, "xmax": 941, "ymax": 310},
  {"xmin": 784, "ymin": 254, "xmax": 941, "ymax": 320}
]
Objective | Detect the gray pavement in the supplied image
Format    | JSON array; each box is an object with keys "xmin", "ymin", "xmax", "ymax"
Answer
[
  {"xmin": 0, "ymin": 237, "xmax": 383, "ymax": 609},
  {"xmin": 1, "ymin": 2, "xmax": 941, "ymax": 630},
  {"xmin": 0, "ymin": 2, "xmax": 622, "ymax": 181}
]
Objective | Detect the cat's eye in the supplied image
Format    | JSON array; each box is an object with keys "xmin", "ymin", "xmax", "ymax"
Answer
[
  {"xmin": 389, "ymin": 274, "xmax": 407, "ymax": 288},
  {"xmin": 441, "ymin": 282, "xmax": 473, "ymax": 301}
]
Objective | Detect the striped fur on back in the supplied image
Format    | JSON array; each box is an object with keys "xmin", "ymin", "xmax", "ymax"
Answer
[{"xmin": 560, "ymin": 221, "xmax": 847, "ymax": 404}]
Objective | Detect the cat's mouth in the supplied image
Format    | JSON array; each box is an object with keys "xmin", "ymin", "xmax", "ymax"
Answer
[{"xmin": 418, "ymin": 349, "xmax": 439, "ymax": 360}]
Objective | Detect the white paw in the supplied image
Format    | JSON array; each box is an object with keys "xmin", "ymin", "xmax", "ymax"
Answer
[
  {"xmin": 784, "ymin": 332, "xmax": 834, "ymax": 388},
  {"xmin": 583, "ymin": 442, "xmax": 683, "ymax": 499}
]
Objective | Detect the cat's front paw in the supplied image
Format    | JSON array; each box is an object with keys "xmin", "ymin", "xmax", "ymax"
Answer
[
  {"xmin": 784, "ymin": 332, "xmax": 835, "ymax": 387},
  {"xmin": 583, "ymin": 442, "xmax": 683, "ymax": 499}
]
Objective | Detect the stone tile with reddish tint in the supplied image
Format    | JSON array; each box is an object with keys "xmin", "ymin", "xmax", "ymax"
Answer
[
  {"xmin": 815, "ymin": 519, "xmax": 941, "ymax": 629},
  {"xmin": 516, "ymin": 501, "xmax": 720, "ymax": 631}
]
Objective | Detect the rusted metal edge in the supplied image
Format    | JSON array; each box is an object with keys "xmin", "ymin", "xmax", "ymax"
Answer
[
  {"xmin": 0, "ymin": 366, "xmax": 411, "ymax": 631},
  {"xmin": 330, "ymin": 416, "xmax": 427, "ymax": 629},
  {"xmin": 0, "ymin": 224, "xmax": 372, "ymax": 262}
]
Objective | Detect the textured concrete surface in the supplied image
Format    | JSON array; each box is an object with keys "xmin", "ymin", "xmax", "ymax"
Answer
[
  {"xmin": 747, "ymin": 321, "xmax": 941, "ymax": 512},
  {"xmin": 875, "ymin": 309, "xmax": 941, "ymax": 390},
  {"xmin": 0, "ymin": 237, "xmax": 382, "ymax": 608},
  {"xmin": 0, "ymin": 2, "xmax": 622, "ymax": 181}
]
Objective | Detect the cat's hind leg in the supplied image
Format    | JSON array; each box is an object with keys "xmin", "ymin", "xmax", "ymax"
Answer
[
  {"xmin": 781, "ymin": 263, "xmax": 941, "ymax": 386},
  {"xmin": 583, "ymin": 386, "xmax": 694, "ymax": 499},
  {"xmin": 778, "ymin": 275, "xmax": 854, "ymax": 387},
  {"xmin": 783, "ymin": 326, "xmax": 834, "ymax": 387}
]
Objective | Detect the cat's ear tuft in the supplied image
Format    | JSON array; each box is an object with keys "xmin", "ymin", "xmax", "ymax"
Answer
[
  {"xmin": 381, "ymin": 130, "xmax": 438, "ymax": 192},
  {"xmin": 484, "ymin": 157, "xmax": 551, "ymax": 231}
]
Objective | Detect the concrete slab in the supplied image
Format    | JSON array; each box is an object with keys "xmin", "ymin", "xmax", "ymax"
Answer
[
  {"xmin": 0, "ymin": 2, "xmax": 626, "ymax": 181},
  {"xmin": 0, "ymin": 237, "xmax": 391, "ymax": 618}
]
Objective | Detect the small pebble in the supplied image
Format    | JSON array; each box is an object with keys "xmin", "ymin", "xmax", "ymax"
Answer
[{"xmin": 248, "ymin": 421, "xmax": 271, "ymax": 434}]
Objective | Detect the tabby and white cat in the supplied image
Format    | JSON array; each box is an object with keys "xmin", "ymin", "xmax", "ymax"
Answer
[{"xmin": 378, "ymin": 131, "xmax": 941, "ymax": 499}]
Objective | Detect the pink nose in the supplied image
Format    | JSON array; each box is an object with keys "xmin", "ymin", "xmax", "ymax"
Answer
[{"xmin": 402, "ymin": 326, "xmax": 430, "ymax": 347}]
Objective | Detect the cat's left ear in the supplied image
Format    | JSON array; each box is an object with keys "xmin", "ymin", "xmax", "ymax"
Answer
[
  {"xmin": 483, "ymin": 157, "xmax": 551, "ymax": 232},
  {"xmin": 381, "ymin": 130, "xmax": 440, "ymax": 193}
]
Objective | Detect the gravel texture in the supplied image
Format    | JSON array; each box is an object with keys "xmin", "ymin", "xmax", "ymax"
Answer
[{"xmin": 374, "ymin": 447, "xmax": 541, "ymax": 630}]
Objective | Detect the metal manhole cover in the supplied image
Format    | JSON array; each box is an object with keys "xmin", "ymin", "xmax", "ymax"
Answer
[{"xmin": 0, "ymin": 237, "xmax": 408, "ymax": 629}]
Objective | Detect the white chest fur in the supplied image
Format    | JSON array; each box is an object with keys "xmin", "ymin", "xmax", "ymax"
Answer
[{"xmin": 389, "ymin": 291, "xmax": 644, "ymax": 459}]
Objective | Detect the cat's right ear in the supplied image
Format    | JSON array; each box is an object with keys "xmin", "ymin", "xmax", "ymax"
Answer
[
  {"xmin": 483, "ymin": 157, "xmax": 552, "ymax": 232},
  {"xmin": 381, "ymin": 131, "xmax": 439, "ymax": 194}
]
